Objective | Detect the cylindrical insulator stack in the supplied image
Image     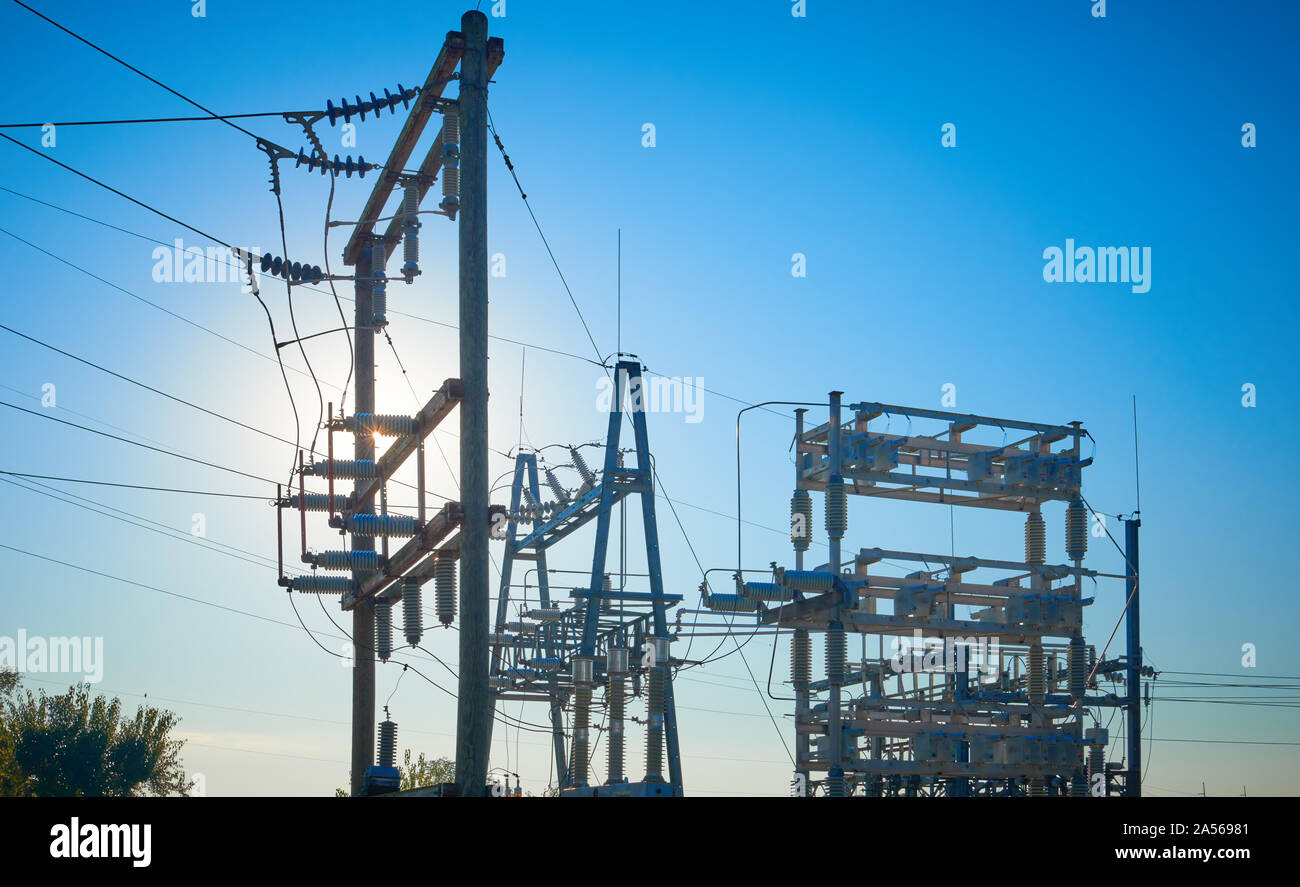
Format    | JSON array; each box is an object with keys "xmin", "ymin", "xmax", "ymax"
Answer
[
  {"xmin": 287, "ymin": 575, "xmax": 356, "ymax": 594},
  {"xmin": 600, "ymin": 573, "xmax": 612, "ymax": 613},
  {"xmin": 1025, "ymin": 511, "xmax": 1046, "ymax": 565},
  {"xmin": 570, "ymin": 446, "xmax": 596, "ymax": 491},
  {"xmin": 378, "ymin": 718, "xmax": 397, "ymax": 768},
  {"xmin": 313, "ymin": 550, "xmax": 382, "ymax": 571},
  {"xmin": 572, "ymin": 685, "xmax": 590, "ymax": 788},
  {"xmin": 1066, "ymin": 498, "xmax": 1088, "ymax": 561},
  {"xmin": 1028, "ymin": 642, "xmax": 1045, "ymax": 704},
  {"xmin": 1027, "ymin": 777, "xmax": 1046, "ymax": 797},
  {"xmin": 645, "ymin": 665, "xmax": 665, "ymax": 783},
  {"xmin": 781, "ymin": 570, "xmax": 835, "ymax": 592},
  {"xmin": 375, "ymin": 599, "xmax": 393, "ymax": 662},
  {"xmin": 440, "ymin": 107, "xmax": 460, "ymax": 217},
  {"xmin": 824, "ymin": 772, "xmax": 848, "ymax": 798},
  {"xmin": 434, "ymin": 553, "xmax": 456, "ymax": 625},
  {"xmin": 791, "ymin": 629, "xmax": 811, "ymax": 685},
  {"xmin": 1068, "ymin": 638, "xmax": 1087, "ymax": 698},
  {"xmin": 544, "ymin": 467, "xmax": 569, "ymax": 505},
  {"xmin": 402, "ymin": 577, "xmax": 422, "ymax": 647},
  {"xmin": 288, "ymin": 493, "xmax": 348, "ymax": 512},
  {"xmin": 791, "ymin": 488, "xmax": 813, "ymax": 552},
  {"xmin": 371, "ymin": 242, "xmax": 387, "ymax": 328},
  {"xmin": 606, "ymin": 648, "xmax": 628, "ymax": 785},
  {"xmin": 825, "ymin": 628, "xmax": 848, "ymax": 686},
  {"xmin": 1070, "ymin": 773, "xmax": 1088, "ymax": 797},
  {"xmin": 308, "ymin": 459, "xmax": 377, "ymax": 479},
  {"xmin": 1088, "ymin": 742, "xmax": 1105, "ymax": 791},
  {"xmin": 350, "ymin": 413, "xmax": 415, "ymax": 437},
  {"xmin": 401, "ymin": 182, "xmax": 420, "ymax": 281},
  {"xmin": 825, "ymin": 477, "xmax": 847, "ymax": 541},
  {"xmin": 349, "ymin": 514, "xmax": 418, "ymax": 537}
]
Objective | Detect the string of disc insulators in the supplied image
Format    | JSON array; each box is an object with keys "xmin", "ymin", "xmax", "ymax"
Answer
[{"xmin": 324, "ymin": 84, "xmax": 420, "ymax": 126}]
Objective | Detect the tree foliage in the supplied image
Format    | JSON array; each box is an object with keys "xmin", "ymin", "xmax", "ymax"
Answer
[{"xmin": 0, "ymin": 674, "xmax": 192, "ymax": 797}]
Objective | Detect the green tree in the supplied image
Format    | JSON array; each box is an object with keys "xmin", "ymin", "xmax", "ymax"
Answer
[{"xmin": 0, "ymin": 676, "xmax": 192, "ymax": 797}]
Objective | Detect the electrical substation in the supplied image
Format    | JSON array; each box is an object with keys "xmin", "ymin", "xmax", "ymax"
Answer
[{"xmin": 256, "ymin": 8, "xmax": 1147, "ymax": 798}]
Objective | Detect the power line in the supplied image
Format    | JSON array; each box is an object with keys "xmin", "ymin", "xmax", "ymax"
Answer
[
  {"xmin": 0, "ymin": 110, "xmax": 329, "ymax": 128},
  {"xmin": 0, "ymin": 469, "xmax": 269, "ymax": 500}
]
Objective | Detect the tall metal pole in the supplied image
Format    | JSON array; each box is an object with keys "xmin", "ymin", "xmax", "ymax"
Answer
[
  {"xmin": 350, "ymin": 248, "xmax": 376, "ymax": 796},
  {"xmin": 454, "ymin": 7, "xmax": 491, "ymax": 798},
  {"xmin": 1124, "ymin": 514, "xmax": 1142, "ymax": 797}
]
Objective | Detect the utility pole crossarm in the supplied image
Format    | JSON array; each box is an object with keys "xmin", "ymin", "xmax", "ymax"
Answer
[{"xmin": 343, "ymin": 30, "xmax": 467, "ymax": 266}]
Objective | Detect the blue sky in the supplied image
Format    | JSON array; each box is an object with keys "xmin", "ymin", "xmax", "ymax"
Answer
[{"xmin": 0, "ymin": 0, "xmax": 1296, "ymax": 796}]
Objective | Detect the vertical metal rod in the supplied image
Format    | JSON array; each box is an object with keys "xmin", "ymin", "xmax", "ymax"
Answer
[
  {"xmin": 350, "ymin": 247, "xmax": 376, "ymax": 797},
  {"xmin": 454, "ymin": 7, "xmax": 491, "ymax": 798},
  {"xmin": 1124, "ymin": 514, "xmax": 1141, "ymax": 797},
  {"xmin": 276, "ymin": 483, "xmax": 284, "ymax": 579}
]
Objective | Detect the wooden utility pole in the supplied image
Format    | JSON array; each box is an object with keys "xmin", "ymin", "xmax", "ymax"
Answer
[{"xmin": 454, "ymin": 7, "xmax": 491, "ymax": 798}]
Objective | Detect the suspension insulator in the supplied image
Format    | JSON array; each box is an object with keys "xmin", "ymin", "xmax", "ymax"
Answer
[
  {"xmin": 325, "ymin": 84, "xmax": 418, "ymax": 126},
  {"xmin": 434, "ymin": 553, "xmax": 456, "ymax": 626},
  {"xmin": 348, "ymin": 514, "xmax": 418, "ymax": 537},
  {"xmin": 284, "ymin": 493, "xmax": 348, "ymax": 512},
  {"xmin": 570, "ymin": 446, "xmax": 596, "ymax": 490},
  {"xmin": 1025, "ymin": 511, "xmax": 1046, "ymax": 565},
  {"xmin": 348, "ymin": 413, "xmax": 415, "ymax": 437},
  {"xmin": 371, "ymin": 242, "xmax": 388, "ymax": 328},
  {"xmin": 825, "ymin": 476, "xmax": 847, "ymax": 540},
  {"xmin": 740, "ymin": 581, "xmax": 793, "ymax": 602},
  {"xmin": 791, "ymin": 629, "xmax": 811, "ymax": 685},
  {"xmin": 779, "ymin": 569, "xmax": 835, "ymax": 592},
  {"xmin": 261, "ymin": 251, "xmax": 323, "ymax": 283},
  {"xmin": 401, "ymin": 183, "xmax": 421, "ymax": 282},
  {"xmin": 825, "ymin": 628, "xmax": 847, "ymax": 685},
  {"xmin": 402, "ymin": 576, "xmax": 422, "ymax": 647},
  {"xmin": 306, "ymin": 459, "xmax": 377, "ymax": 479},
  {"xmin": 311, "ymin": 550, "xmax": 383, "ymax": 572},
  {"xmin": 1066, "ymin": 498, "xmax": 1088, "ymax": 561},
  {"xmin": 703, "ymin": 592, "xmax": 757, "ymax": 613},
  {"xmin": 378, "ymin": 718, "xmax": 397, "ymax": 768},
  {"xmin": 440, "ymin": 107, "xmax": 460, "ymax": 218},
  {"xmin": 375, "ymin": 599, "xmax": 393, "ymax": 662},
  {"xmin": 791, "ymin": 488, "xmax": 813, "ymax": 552},
  {"xmin": 287, "ymin": 575, "xmax": 357, "ymax": 594},
  {"xmin": 1028, "ymin": 642, "xmax": 1045, "ymax": 704},
  {"xmin": 1068, "ymin": 637, "xmax": 1087, "ymax": 698},
  {"xmin": 544, "ymin": 467, "xmax": 569, "ymax": 505}
]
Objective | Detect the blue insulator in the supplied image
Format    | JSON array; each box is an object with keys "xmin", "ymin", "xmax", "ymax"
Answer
[
  {"xmin": 378, "ymin": 719, "xmax": 397, "ymax": 767},
  {"xmin": 779, "ymin": 569, "xmax": 835, "ymax": 592},
  {"xmin": 741, "ymin": 581, "xmax": 794, "ymax": 602},
  {"xmin": 306, "ymin": 459, "xmax": 377, "ymax": 479},
  {"xmin": 375, "ymin": 600, "xmax": 393, "ymax": 662},
  {"xmin": 824, "ymin": 771, "xmax": 848, "ymax": 797},
  {"xmin": 704, "ymin": 593, "xmax": 758, "ymax": 613},
  {"xmin": 348, "ymin": 514, "xmax": 418, "ymax": 537},
  {"xmin": 402, "ymin": 577, "xmax": 422, "ymax": 646},
  {"xmin": 349, "ymin": 413, "xmax": 415, "ymax": 437},
  {"xmin": 791, "ymin": 488, "xmax": 813, "ymax": 552},
  {"xmin": 825, "ymin": 476, "xmax": 847, "ymax": 540},
  {"xmin": 283, "ymin": 493, "xmax": 348, "ymax": 512},
  {"xmin": 313, "ymin": 550, "xmax": 382, "ymax": 571},
  {"xmin": 288, "ymin": 575, "xmax": 357, "ymax": 594}
]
